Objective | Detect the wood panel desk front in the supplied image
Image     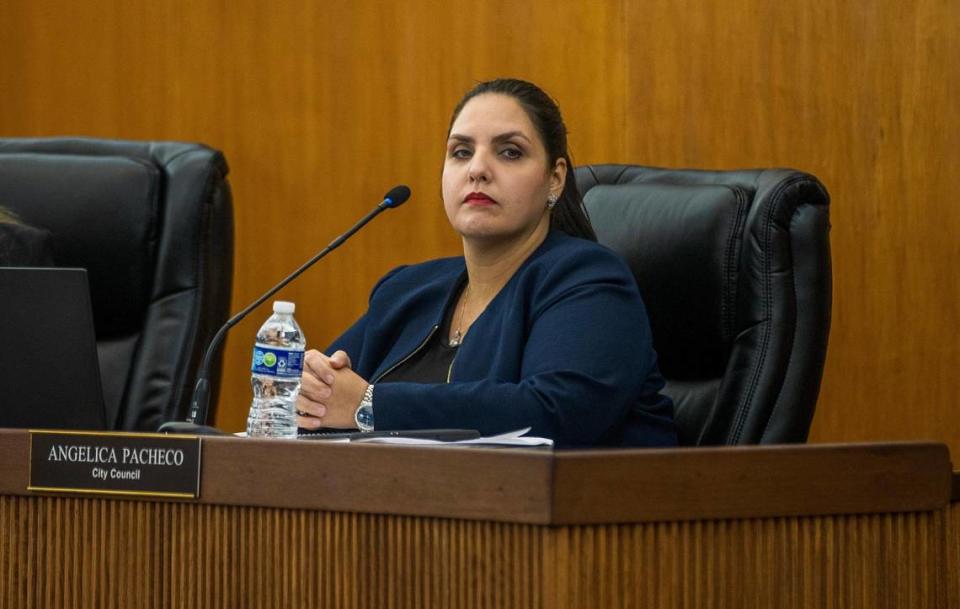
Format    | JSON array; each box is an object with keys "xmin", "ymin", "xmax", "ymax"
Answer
[{"xmin": 0, "ymin": 431, "xmax": 952, "ymax": 609}]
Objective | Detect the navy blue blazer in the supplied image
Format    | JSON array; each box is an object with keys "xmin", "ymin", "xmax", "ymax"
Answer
[{"xmin": 326, "ymin": 230, "xmax": 677, "ymax": 448}]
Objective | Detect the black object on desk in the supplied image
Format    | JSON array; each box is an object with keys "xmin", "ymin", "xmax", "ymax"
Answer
[{"xmin": 0, "ymin": 267, "xmax": 106, "ymax": 430}]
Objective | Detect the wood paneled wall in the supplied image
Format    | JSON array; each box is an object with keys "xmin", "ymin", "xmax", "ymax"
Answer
[{"xmin": 0, "ymin": 1, "xmax": 956, "ymax": 452}]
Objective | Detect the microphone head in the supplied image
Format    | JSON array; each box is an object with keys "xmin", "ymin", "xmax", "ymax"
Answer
[{"xmin": 382, "ymin": 185, "xmax": 411, "ymax": 208}]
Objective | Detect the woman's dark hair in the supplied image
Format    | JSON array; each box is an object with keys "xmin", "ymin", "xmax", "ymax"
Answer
[{"xmin": 448, "ymin": 78, "xmax": 597, "ymax": 241}]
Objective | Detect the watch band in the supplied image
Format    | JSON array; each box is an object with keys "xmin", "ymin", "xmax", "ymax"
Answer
[{"xmin": 354, "ymin": 384, "xmax": 375, "ymax": 432}]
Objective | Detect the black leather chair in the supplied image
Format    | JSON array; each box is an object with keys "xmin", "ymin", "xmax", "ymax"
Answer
[
  {"xmin": 576, "ymin": 165, "xmax": 831, "ymax": 445},
  {"xmin": 0, "ymin": 138, "xmax": 233, "ymax": 431}
]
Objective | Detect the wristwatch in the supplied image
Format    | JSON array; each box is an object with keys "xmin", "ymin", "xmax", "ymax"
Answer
[{"xmin": 354, "ymin": 384, "xmax": 375, "ymax": 432}]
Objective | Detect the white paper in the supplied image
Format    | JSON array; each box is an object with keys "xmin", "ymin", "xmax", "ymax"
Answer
[{"xmin": 354, "ymin": 427, "xmax": 553, "ymax": 447}]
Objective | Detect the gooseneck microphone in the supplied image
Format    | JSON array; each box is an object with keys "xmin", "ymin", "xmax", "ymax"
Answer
[{"xmin": 158, "ymin": 185, "xmax": 411, "ymax": 434}]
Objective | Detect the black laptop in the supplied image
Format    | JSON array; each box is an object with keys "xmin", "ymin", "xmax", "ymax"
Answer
[{"xmin": 0, "ymin": 267, "xmax": 107, "ymax": 430}]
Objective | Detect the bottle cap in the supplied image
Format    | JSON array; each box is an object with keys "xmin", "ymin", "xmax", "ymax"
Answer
[{"xmin": 273, "ymin": 301, "xmax": 295, "ymax": 314}]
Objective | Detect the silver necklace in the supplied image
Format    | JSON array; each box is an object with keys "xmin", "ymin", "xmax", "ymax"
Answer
[{"xmin": 449, "ymin": 284, "xmax": 470, "ymax": 347}]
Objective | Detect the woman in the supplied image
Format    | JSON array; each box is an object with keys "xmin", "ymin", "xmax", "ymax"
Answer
[{"xmin": 296, "ymin": 79, "xmax": 676, "ymax": 447}]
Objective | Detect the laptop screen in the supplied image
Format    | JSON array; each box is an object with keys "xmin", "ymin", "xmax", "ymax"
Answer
[{"xmin": 0, "ymin": 267, "xmax": 107, "ymax": 430}]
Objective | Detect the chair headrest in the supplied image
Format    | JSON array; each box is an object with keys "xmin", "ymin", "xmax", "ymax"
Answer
[
  {"xmin": 584, "ymin": 182, "xmax": 748, "ymax": 379},
  {"xmin": 0, "ymin": 153, "xmax": 160, "ymax": 335}
]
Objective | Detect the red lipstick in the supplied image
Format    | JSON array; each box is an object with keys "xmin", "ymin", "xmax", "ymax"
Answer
[{"xmin": 464, "ymin": 192, "xmax": 496, "ymax": 205}]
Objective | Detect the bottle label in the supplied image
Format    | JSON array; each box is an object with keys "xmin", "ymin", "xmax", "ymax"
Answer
[{"xmin": 251, "ymin": 346, "xmax": 304, "ymax": 378}]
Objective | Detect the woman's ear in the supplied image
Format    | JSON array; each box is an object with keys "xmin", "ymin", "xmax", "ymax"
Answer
[{"xmin": 549, "ymin": 157, "xmax": 567, "ymax": 200}]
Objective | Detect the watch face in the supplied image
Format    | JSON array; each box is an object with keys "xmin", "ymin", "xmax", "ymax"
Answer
[{"xmin": 355, "ymin": 406, "xmax": 374, "ymax": 431}]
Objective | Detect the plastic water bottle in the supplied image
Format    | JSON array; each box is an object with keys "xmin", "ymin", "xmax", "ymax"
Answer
[{"xmin": 247, "ymin": 301, "xmax": 305, "ymax": 438}]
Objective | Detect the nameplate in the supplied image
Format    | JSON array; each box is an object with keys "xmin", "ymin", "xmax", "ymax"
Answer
[{"xmin": 29, "ymin": 431, "xmax": 202, "ymax": 498}]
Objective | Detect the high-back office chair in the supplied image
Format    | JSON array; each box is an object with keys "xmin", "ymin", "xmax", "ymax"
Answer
[
  {"xmin": 576, "ymin": 165, "xmax": 831, "ymax": 445},
  {"xmin": 0, "ymin": 138, "xmax": 233, "ymax": 431}
]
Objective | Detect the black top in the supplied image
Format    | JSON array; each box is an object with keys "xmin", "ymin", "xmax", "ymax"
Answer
[
  {"xmin": 378, "ymin": 283, "xmax": 463, "ymax": 384},
  {"xmin": 0, "ymin": 223, "xmax": 55, "ymax": 266}
]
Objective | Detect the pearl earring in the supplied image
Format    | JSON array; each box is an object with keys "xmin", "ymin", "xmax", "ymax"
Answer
[{"xmin": 547, "ymin": 194, "xmax": 559, "ymax": 209}]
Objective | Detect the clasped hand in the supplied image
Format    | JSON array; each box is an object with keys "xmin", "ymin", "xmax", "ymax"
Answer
[{"xmin": 296, "ymin": 349, "xmax": 368, "ymax": 430}]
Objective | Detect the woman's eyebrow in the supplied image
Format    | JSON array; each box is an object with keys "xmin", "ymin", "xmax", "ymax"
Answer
[
  {"xmin": 491, "ymin": 131, "xmax": 531, "ymax": 144},
  {"xmin": 447, "ymin": 131, "xmax": 532, "ymax": 144}
]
